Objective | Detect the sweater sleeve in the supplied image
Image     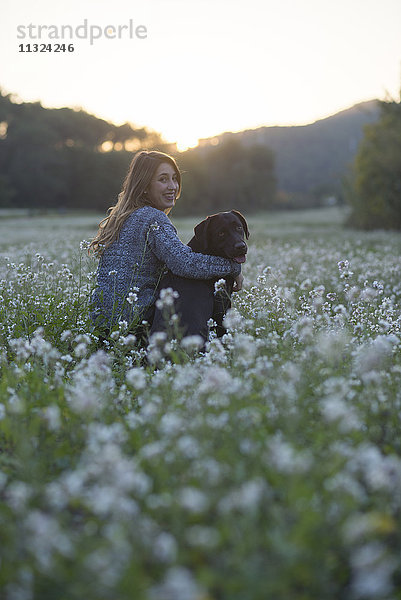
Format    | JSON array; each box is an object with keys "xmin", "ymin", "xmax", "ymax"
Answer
[{"xmin": 146, "ymin": 216, "xmax": 241, "ymax": 279}]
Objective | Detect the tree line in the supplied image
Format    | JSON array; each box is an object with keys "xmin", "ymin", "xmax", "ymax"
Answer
[
  {"xmin": 0, "ymin": 89, "xmax": 170, "ymax": 212},
  {"xmin": 1, "ymin": 86, "xmax": 399, "ymax": 227},
  {"xmin": 0, "ymin": 89, "xmax": 276, "ymax": 216}
]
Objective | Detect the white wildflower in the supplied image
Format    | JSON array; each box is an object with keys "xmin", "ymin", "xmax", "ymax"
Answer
[
  {"xmin": 8, "ymin": 337, "xmax": 31, "ymax": 361},
  {"xmin": 346, "ymin": 286, "xmax": 360, "ymax": 302},
  {"xmin": 156, "ymin": 287, "xmax": 179, "ymax": 310},
  {"xmin": 222, "ymin": 308, "xmax": 243, "ymax": 331},
  {"xmin": 74, "ymin": 333, "xmax": 91, "ymax": 344},
  {"xmin": 214, "ymin": 278, "xmax": 226, "ymax": 293},
  {"xmin": 315, "ymin": 330, "xmax": 349, "ymax": 363},
  {"xmin": 43, "ymin": 405, "xmax": 61, "ymax": 431},
  {"xmin": 268, "ymin": 434, "xmax": 312, "ymax": 474},
  {"xmin": 181, "ymin": 335, "xmax": 204, "ymax": 353},
  {"xmin": 126, "ymin": 291, "xmax": 138, "ymax": 305},
  {"xmin": 118, "ymin": 320, "xmax": 128, "ymax": 332},
  {"xmin": 176, "ymin": 435, "xmax": 200, "ymax": 459},
  {"xmin": 350, "ymin": 542, "xmax": 396, "ymax": 599},
  {"xmin": 149, "ymin": 566, "xmax": 204, "ymax": 600},
  {"xmin": 338, "ymin": 259, "xmax": 353, "ymax": 279},
  {"xmin": 372, "ymin": 280, "xmax": 384, "ymax": 293},
  {"xmin": 198, "ymin": 366, "xmax": 233, "ymax": 394},
  {"xmin": 378, "ymin": 319, "xmax": 391, "ymax": 333},
  {"xmin": 230, "ymin": 333, "xmax": 257, "ymax": 366},
  {"xmin": 60, "ymin": 330, "xmax": 72, "ymax": 342},
  {"xmin": 147, "ymin": 331, "xmax": 168, "ymax": 364},
  {"xmin": 67, "ymin": 350, "xmax": 114, "ymax": 414},
  {"xmin": 291, "ymin": 316, "xmax": 314, "ymax": 342},
  {"xmin": 354, "ymin": 335, "xmax": 395, "ymax": 375},
  {"xmin": 6, "ymin": 481, "xmax": 32, "ymax": 512},
  {"xmin": 179, "ymin": 487, "xmax": 209, "ymax": 513},
  {"xmin": 218, "ymin": 478, "xmax": 267, "ymax": 514},
  {"xmin": 126, "ymin": 367, "xmax": 147, "ymax": 390},
  {"xmin": 360, "ymin": 287, "xmax": 379, "ymax": 302},
  {"xmin": 321, "ymin": 397, "xmax": 360, "ymax": 431},
  {"xmin": 153, "ymin": 532, "xmax": 178, "ymax": 563},
  {"xmin": 74, "ymin": 342, "xmax": 88, "ymax": 357},
  {"xmin": 159, "ymin": 413, "xmax": 183, "ymax": 436},
  {"xmin": 24, "ymin": 510, "xmax": 73, "ymax": 569},
  {"xmin": 333, "ymin": 303, "xmax": 347, "ymax": 316},
  {"xmin": 120, "ymin": 334, "xmax": 137, "ymax": 346}
]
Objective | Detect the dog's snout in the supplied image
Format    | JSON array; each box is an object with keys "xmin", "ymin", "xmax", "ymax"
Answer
[{"xmin": 235, "ymin": 241, "xmax": 247, "ymax": 252}]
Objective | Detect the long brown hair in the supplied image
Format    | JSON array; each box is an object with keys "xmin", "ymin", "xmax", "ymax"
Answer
[{"xmin": 89, "ymin": 150, "xmax": 182, "ymax": 256}]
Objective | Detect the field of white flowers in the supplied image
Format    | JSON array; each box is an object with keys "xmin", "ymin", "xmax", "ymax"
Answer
[{"xmin": 1, "ymin": 207, "xmax": 401, "ymax": 600}]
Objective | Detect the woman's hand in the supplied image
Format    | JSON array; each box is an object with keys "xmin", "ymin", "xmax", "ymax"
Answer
[{"xmin": 232, "ymin": 273, "xmax": 244, "ymax": 292}]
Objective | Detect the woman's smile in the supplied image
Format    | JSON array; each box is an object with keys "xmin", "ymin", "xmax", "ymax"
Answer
[{"xmin": 147, "ymin": 162, "xmax": 179, "ymax": 212}]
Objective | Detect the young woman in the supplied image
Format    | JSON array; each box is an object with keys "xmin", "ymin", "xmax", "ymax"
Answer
[{"xmin": 89, "ymin": 150, "xmax": 242, "ymax": 340}]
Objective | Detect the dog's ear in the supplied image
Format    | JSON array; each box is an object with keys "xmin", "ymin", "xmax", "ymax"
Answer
[
  {"xmin": 231, "ymin": 210, "xmax": 249, "ymax": 239},
  {"xmin": 193, "ymin": 217, "xmax": 211, "ymax": 252}
]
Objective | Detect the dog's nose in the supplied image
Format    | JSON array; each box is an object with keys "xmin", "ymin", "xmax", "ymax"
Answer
[{"xmin": 235, "ymin": 241, "xmax": 247, "ymax": 252}]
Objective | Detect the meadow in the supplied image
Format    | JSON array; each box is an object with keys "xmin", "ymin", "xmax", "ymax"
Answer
[{"xmin": 1, "ymin": 207, "xmax": 401, "ymax": 600}]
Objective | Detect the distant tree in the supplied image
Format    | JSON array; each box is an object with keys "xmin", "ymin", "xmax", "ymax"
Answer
[
  {"xmin": 4, "ymin": 117, "xmax": 67, "ymax": 208},
  {"xmin": 346, "ymin": 94, "xmax": 401, "ymax": 229},
  {"xmin": 175, "ymin": 138, "xmax": 276, "ymax": 216},
  {"xmin": 63, "ymin": 147, "xmax": 130, "ymax": 210}
]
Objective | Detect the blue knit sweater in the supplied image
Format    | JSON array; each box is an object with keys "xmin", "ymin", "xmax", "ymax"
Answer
[{"xmin": 90, "ymin": 206, "xmax": 241, "ymax": 329}]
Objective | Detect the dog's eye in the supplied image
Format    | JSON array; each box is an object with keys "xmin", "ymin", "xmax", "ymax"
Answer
[
  {"xmin": 236, "ymin": 226, "xmax": 243, "ymax": 232},
  {"xmin": 218, "ymin": 231, "xmax": 225, "ymax": 237}
]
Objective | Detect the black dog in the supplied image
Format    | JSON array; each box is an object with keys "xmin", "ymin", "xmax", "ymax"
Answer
[{"xmin": 150, "ymin": 210, "xmax": 249, "ymax": 344}]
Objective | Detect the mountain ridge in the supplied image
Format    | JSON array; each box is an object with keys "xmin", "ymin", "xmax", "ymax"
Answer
[{"xmin": 197, "ymin": 100, "xmax": 380, "ymax": 206}]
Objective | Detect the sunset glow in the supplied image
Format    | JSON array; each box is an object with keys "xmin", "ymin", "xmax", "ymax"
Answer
[{"xmin": 1, "ymin": 0, "xmax": 400, "ymax": 150}]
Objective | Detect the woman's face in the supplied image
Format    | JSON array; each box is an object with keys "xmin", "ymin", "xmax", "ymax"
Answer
[{"xmin": 147, "ymin": 162, "xmax": 179, "ymax": 212}]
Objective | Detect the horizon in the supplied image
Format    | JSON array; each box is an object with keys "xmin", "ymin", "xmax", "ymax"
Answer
[{"xmin": 1, "ymin": 88, "xmax": 381, "ymax": 151}]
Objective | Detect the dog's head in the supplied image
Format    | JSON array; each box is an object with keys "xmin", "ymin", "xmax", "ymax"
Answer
[{"xmin": 192, "ymin": 210, "xmax": 249, "ymax": 262}]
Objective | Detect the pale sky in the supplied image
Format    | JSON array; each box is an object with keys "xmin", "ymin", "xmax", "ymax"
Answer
[{"xmin": 1, "ymin": 0, "xmax": 400, "ymax": 150}]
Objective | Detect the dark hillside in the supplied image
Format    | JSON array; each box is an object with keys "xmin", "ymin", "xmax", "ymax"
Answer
[{"xmin": 198, "ymin": 101, "xmax": 380, "ymax": 206}]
